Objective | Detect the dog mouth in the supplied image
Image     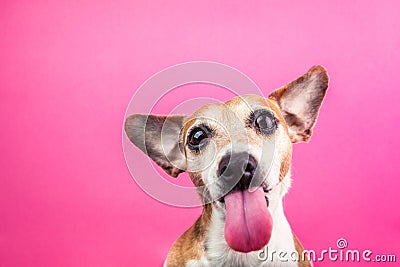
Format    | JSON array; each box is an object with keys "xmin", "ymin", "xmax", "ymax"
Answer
[
  {"xmin": 219, "ymin": 186, "xmax": 273, "ymax": 253},
  {"xmin": 218, "ymin": 187, "xmax": 270, "ymax": 204}
]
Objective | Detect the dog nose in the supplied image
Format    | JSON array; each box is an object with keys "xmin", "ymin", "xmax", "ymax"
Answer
[{"xmin": 218, "ymin": 152, "xmax": 258, "ymax": 190}]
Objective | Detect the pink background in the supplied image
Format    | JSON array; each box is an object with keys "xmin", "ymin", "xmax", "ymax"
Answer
[{"xmin": 1, "ymin": 1, "xmax": 399, "ymax": 266}]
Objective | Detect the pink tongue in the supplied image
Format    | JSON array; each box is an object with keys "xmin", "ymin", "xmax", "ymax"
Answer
[{"xmin": 224, "ymin": 187, "xmax": 273, "ymax": 253}]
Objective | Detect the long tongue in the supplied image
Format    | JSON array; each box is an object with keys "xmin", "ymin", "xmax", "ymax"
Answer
[{"xmin": 224, "ymin": 187, "xmax": 273, "ymax": 253}]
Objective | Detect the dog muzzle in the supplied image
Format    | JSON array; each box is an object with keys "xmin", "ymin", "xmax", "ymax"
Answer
[{"xmin": 217, "ymin": 153, "xmax": 273, "ymax": 252}]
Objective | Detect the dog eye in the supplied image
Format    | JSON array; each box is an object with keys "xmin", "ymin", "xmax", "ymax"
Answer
[
  {"xmin": 253, "ymin": 110, "xmax": 277, "ymax": 134},
  {"xmin": 187, "ymin": 126, "xmax": 211, "ymax": 151}
]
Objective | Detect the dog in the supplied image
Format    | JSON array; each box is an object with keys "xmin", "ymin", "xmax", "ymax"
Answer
[{"xmin": 124, "ymin": 65, "xmax": 329, "ymax": 266}]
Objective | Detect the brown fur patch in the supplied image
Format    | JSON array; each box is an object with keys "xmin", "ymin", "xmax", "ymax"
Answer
[
  {"xmin": 181, "ymin": 117, "xmax": 197, "ymax": 144},
  {"xmin": 166, "ymin": 204, "xmax": 212, "ymax": 266},
  {"xmin": 279, "ymin": 148, "xmax": 292, "ymax": 182},
  {"xmin": 266, "ymin": 98, "xmax": 290, "ymax": 136},
  {"xmin": 267, "ymin": 98, "xmax": 293, "ymax": 181},
  {"xmin": 293, "ymin": 233, "xmax": 312, "ymax": 267},
  {"xmin": 189, "ymin": 172, "xmax": 205, "ymax": 188}
]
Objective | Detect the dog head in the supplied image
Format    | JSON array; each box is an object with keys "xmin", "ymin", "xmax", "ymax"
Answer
[{"xmin": 125, "ymin": 65, "xmax": 329, "ymax": 252}]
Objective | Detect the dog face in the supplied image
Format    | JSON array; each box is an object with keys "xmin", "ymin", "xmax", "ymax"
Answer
[
  {"xmin": 179, "ymin": 94, "xmax": 290, "ymax": 203},
  {"xmin": 125, "ymin": 65, "xmax": 328, "ymax": 252}
]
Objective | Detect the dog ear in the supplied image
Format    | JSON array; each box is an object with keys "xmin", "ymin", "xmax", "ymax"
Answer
[
  {"xmin": 269, "ymin": 65, "xmax": 329, "ymax": 143},
  {"xmin": 124, "ymin": 114, "xmax": 186, "ymax": 177}
]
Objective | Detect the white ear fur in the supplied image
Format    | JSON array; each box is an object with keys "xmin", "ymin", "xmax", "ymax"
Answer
[{"xmin": 269, "ymin": 65, "xmax": 329, "ymax": 143}]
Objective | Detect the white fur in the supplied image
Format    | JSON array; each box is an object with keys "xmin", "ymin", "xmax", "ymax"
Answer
[
  {"xmin": 185, "ymin": 173, "xmax": 299, "ymax": 267},
  {"xmin": 183, "ymin": 119, "xmax": 299, "ymax": 266},
  {"xmin": 164, "ymin": 95, "xmax": 315, "ymax": 266},
  {"xmin": 186, "ymin": 257, "xmax": 210, "ymax": 267}
]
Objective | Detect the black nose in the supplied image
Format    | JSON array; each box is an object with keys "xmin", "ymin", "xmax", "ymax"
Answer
[{"xmin": 218, "ymin": 152, "xmax": 258, "ymax": 191}]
